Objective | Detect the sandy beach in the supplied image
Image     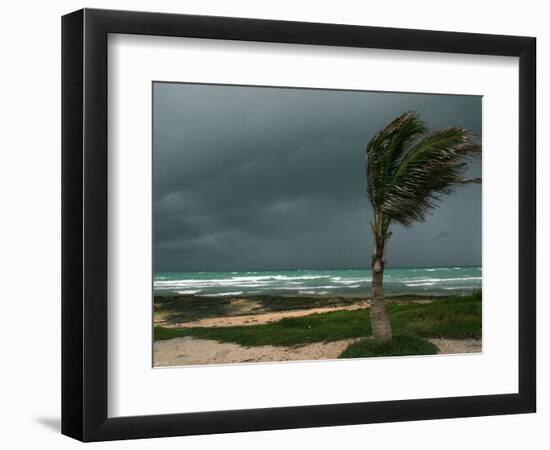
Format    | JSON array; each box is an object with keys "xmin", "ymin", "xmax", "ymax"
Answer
[{"xmin": 154, "ymin": 336, "xmax": 359, "ymax": 366}]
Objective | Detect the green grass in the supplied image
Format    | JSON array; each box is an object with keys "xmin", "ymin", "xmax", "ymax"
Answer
[
  {"xmin": 339, "ymin": 335, "xmax": 439, "ymax": 358},
  {"xmin": 387, "ymin": 292, "xmax": 482, "ymax": 339},
  {"xmin": 154, "ymin": 291, "xmax": 481, "ymax": 347}
]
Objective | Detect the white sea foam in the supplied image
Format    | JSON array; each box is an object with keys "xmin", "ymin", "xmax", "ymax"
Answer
[
  {"xmin": 443, "ymin": 286, "xmax": 477, "ymax": 290},
  {"xmin": 399, "ymin": 277, "xmax": 481, "ymax": 283},
  {"xmin": 311, "ymin": 285, "xmax": 342, "ymax": 289},
  {"xmin": 332, "ymin": 278, "xmax": 370, "ymax": 284},
  {"xmin": 202, "ymin": 291, "xmax": 243, "ymax": 297}
]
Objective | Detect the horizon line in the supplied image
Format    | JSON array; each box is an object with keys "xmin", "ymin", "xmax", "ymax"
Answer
[{"xmin": 154, "ymin": 264, "xmax": 482, "ymax": 274}]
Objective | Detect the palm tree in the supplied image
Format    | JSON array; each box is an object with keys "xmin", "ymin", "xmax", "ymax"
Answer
[{"xmin": 365, "ymin": 112, "xmax": 481, "ymax": 341}]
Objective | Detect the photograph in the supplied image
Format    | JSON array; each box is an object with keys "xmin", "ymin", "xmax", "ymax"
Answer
[{"xmin": 152, "ymin": 82, "xmax": 482, "ymax": 367}]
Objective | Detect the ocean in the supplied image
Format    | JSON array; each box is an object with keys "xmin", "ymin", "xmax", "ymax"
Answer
[{"xmin": 154, "ymin": 266, "xmax": 481, "ymax": 297}]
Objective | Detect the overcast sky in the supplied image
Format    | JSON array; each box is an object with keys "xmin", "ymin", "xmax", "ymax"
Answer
[{"xmin": 153, "ymin": 82, "xmax": 481, "ymax": 272}]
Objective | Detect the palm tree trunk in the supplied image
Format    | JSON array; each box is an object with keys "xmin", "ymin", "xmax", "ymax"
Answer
[{"xmin": 370, "ymin": 237, "xmax": 392, "ymax": 341}]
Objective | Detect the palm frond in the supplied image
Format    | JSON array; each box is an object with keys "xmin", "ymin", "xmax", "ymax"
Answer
[
  {"xmin": 366, "ymin": 115, "xmax": 481, "ymax": 228},
  {"xmin": 366, "ymin": 112, "xmax": 426, "ymax": 209}
]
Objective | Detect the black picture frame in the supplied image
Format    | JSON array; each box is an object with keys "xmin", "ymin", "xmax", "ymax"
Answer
[{"xmin": 61, "ymin": 8, "xmax": 536, "ymax": 442}]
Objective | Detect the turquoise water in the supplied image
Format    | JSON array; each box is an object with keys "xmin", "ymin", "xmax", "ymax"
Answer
[{"xmin": 154, "ymin": 266, "xmax": 481, "ymax": 297}]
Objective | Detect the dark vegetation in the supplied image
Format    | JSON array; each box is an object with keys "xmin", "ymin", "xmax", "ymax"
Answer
[{"xmin": 339, "ymin": 335, "xmax": 439, "ymax": 358}]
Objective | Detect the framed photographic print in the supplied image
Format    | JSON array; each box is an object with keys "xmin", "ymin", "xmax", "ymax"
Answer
[{"xmin": 61, "ymin": 8, "xmax": 536, "ymax": 442}]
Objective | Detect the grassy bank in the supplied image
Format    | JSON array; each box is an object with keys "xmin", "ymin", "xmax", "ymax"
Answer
[{"xmin": 154, "ymin": 291, "xmax": 481, "ymax": 346}]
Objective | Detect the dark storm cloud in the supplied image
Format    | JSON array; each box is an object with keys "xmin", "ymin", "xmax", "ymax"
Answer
[
  {"xmin": 432, "ymin": 231, "xmax": 452, "ymax": 241},
  {"xmin": 153, "ymin": 83, "xmax": 481, "ymax": 271}
]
